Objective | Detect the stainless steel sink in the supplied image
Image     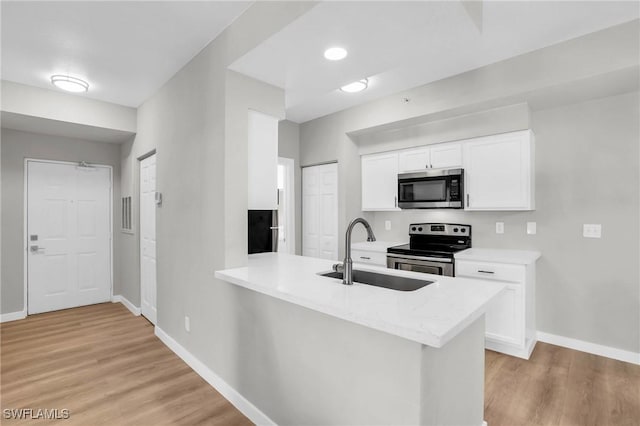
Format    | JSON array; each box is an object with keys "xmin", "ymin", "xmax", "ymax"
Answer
[{"xmin": 318, "ymin": 270, "xmax": 433, "ymax": 292}]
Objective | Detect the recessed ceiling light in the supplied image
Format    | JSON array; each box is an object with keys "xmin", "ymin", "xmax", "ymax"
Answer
[
  {"xmin": 50, "ymin": 75, "xmax": 89, "ymax": 93},
  {"xmin": 324, "ymin": 47, "xmax": 348, "ymax": 61},
  {"xmin": 340, "ymin": 78, "xmax": 368, "ymax": 93}
]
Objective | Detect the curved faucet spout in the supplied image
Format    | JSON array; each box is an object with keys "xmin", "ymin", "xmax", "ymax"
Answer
[{"xmin": 342, "ymin": 218, "xmax": 376, "ymax": 285}]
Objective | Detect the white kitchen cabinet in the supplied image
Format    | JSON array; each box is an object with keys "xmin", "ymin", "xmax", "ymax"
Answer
[
  {"xmin": 463, "ymin": 130, "xmax": 535, "ymax": 211},
  {"xmin": 350, "ymin": 241, "xmax": 405, "ymax": 267},
  {"xmin": 430, "ymin": 142, "xmax": 462, "ymax": 169},
  {"xmin": 398, "ymin": 147, "xmax": 430, "ymax": 172},
  {"xmin": 361, "ymin": 152, "xmax": 400, "ymax": 211},
  {"xmin": 455, "ymin": 248, "xmax": 540, "ymax": 359},
  {"xmin": 248, "ymin": 110, "xmax": 278, "ymax": 210},
  {"xmin": 397, "ymin": 142, "xmax": 462, "ymax": 173}
]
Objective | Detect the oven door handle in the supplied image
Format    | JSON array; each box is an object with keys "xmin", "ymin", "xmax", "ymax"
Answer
[{"xmin": 386, "ymin": 254, "xmax": 452, "ymax": 263}]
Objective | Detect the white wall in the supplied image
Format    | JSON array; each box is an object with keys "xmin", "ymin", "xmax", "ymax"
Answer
[
  {"xmin": 0, "ymin": 128, "xmax": 122, "ymax": 314},
  {"xmin": 299, "ymin": 22, "xmax": 639, "ymax": 354}
]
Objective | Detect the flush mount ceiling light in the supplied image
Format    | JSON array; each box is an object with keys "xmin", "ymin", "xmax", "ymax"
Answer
[
  {"xmin": 324, "ymin": 47, "xmax": 348, "ymax": 61},
  {"xmin": 340, "ymin": 78, "xmax": 368, "ymax": 93},
  {"xmin": 50, "ymin": 75, "xmax": 89, "ymax": 93}
]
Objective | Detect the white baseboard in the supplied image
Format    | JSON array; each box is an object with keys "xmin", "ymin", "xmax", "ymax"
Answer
[
  {"xmin": 537, "ymin": 331, "xmax": 640, "ymax": 365},
  {"xmin": 154, "ymin": 326, "xmax": 275, "ymax": 426},
  {"xmin": 0, "ymin": 310, "xmax": 27, "ymax": 323},
  {"xmin": 111, "ymin": 295, "xmax": 141, "ymax": 316}
]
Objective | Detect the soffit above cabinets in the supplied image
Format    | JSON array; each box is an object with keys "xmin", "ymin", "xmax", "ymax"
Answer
[
  {"xmin": 1, "ymin": 1, "xmax": 251, "ymax": 107},
  {"xmin": 229, "ymin": 1, "xmax": 639, "ymax": 123}
]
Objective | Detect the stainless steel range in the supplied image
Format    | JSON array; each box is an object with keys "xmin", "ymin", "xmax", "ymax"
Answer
[{"xmin": 387, "ymin": 223, "xmax": 471, "ymax": 277}]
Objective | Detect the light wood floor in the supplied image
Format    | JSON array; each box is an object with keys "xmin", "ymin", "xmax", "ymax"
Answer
[
  {"xmin": 485, "ymin": 342, "xmax": 640, "ymax": 426},
  {"xmin": 0, "ymin": 303, "xmax": 252, "ymax": 425},
  {"xmin": 2, "ymin": 303, "xmax": 639, "ymax": 426}
]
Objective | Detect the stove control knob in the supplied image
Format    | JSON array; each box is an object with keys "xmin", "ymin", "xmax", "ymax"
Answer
[
  {"xmin": 418, "ymin": 227, "xmax": 423, "ymax": 232},
  {"xmin": 453, "ymin": 228, "xmax": 459, "ymax": 232},
  {"xmin": 460, "ymin": 228, "xmax": 466, "ymax": 233},
  {"xmin": 411, "ymin": 227, "xmax": 417, "ymax": 232}
]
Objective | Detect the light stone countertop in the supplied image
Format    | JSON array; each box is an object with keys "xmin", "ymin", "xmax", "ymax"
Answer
[
  {"xmin": 214, "ymin": 253, "xmax": 505, "ymax": 349},
  {"xmin": 455, "ymin": 248, "xmax": 541, "ymax": 265},
  {"xmin": 351, "ymin": 241, "xmax": 406, "ymax": 252}
]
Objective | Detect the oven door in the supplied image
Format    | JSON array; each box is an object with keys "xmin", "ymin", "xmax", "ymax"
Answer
[{"xmin": 387, "ymin": 254, "xmax": 454, "ymax": 277}]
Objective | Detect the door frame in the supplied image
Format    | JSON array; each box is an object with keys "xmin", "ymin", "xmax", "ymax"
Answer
[
  {"xmin": 137, "ymin": 150, "xmax": 156, "ymax": 322},
  {"xmin": 23, "ymin": 158, "xmax": 114, "ymax": 314}
]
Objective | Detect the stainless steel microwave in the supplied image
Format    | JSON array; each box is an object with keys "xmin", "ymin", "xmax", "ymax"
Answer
[{"xmin": 397, "ymin": 168, "xmax": 464, "ymax": 209}]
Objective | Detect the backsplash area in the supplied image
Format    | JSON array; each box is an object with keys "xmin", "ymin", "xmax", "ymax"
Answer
[{"xmin": 368, "ymin": 210, "xmax": 539, "ymax": 250}]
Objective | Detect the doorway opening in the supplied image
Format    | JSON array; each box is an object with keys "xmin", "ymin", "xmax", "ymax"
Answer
[{"xmin": 277, "ymin": 157, "xmax": 295, "ymax": 255}]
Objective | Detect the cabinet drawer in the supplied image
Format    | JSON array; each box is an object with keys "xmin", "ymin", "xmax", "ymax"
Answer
[
  {"xmin": 351, "ymin": 249, "xmax": 387, "ymax": 267},
  {"xmin": 456, "ymin": 260, "xmax": 525, "ymax": 283}
]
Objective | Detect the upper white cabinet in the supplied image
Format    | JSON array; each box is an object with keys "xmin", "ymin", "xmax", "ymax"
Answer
[
  {"xmin": 248, "ymin": 110, "xmax": 279, "ymax": 210},
  {"xmin": 360, "ymin": 130, "xmax": 534, "ymax": 212},
  {"xmin": 398, "ymin": 147, "xmax": 429, "ymax": 172},
  {"xmin": 430, "ymin": 143, "xmax": 462, "ymax": 169},
  {"xmin": 398, "ymin": 142, "xmax": 462, "ymax": 173},
  {"xmin": 361, "ymin": 152, "xmax": 399, "ymax": 211},
  {"xmin": 463, "ymin": 130, "xmax": 535, "ymax": 211}
]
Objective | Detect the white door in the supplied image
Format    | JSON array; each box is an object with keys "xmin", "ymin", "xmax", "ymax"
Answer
[
  {"xmin": 302, "ymin": 163, "xmax": 338, "ymax": 260},
  {"xmin": 361, "ymin": 152, "xmax": 399, "ymax": 211},
  {"xmin": 27, "ymin": 160, "xmax": 111, "ymax": 314},
  {"xmin": 140, "ymin": 154, "xmax": 157, "ymax": 324}
]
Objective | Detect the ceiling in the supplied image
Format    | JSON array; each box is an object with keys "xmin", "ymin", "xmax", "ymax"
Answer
[
  {"xmin": 229, "ymin": 1, "xmax": 640, "ymax": 123},
  {"xmin": 1, "ymin": 1, "xmax": 251, "ymax": 107}
]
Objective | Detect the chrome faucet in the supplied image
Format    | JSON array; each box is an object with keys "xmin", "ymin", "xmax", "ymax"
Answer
[{"xmin": 334, "ymin": 217, "xmax": 376, "ymax": 285}]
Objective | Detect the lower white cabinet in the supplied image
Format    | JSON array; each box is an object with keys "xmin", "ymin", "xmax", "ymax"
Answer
[
  {"xmin": 351, "ymin": 249, "xmax": 387, "ymax": 267},
  {"xmin": 455, "ymin": 249, "xmax": 540, "ymax": 359}
]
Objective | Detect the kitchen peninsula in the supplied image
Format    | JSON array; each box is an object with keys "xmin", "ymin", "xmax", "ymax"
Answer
[{"xmin": 215, "ymin": 253, "xmax": 505, "ymax": 425}]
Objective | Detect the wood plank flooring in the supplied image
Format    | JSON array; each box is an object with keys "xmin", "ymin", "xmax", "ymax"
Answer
[
  {"xmin": 0, "ymin": 303, "xmax": 252, "ymax": 425},
  {"xmin": 485, "ymin": 342, "xmax": 640, "ymax": 426},
  {"xmin": 2, "ymin": 302, "xmax": 639, "ymax": 425}
]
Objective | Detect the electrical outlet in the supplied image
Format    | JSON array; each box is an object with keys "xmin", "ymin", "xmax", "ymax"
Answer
[
  {"xmin": 385, "ymin": 220, "xmax": 391, "ymax": 231},
  {"xmin": 496, "ymin": 222, "xmax": 504, "ymax": 234},
  {"xmin": 583, "ymin": 224, "xmax": 602, "ymax": 238},
  {"xmin": 184, "ymin": 316, "xmax": 191, "ymax": 332},
  {"xmin": 527, "ymin": 222, "xmax": 537, "ymax": 235}
]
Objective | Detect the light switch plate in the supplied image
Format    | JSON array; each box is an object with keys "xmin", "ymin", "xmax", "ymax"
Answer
[
  {"xmin": 496, "ymin": 222, "xmax": 504, "ymax": 234},
  {"xmin": 385, "ymin": 220, "xmax": 391, "ymax": 231},
  {"xmin": 527, "ymin": 222, "xmax": 537, "ymax": 235},
  {"xmin": 184, "ymin": 316, "xmax": 191, "ymax": 332},
  {"xmin": 583, "ymin": 224, "xmax": 602, "ymax": 238}
]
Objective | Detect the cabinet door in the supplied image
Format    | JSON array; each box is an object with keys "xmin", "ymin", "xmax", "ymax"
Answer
[
  {"xmin": 398, "ymin": 147, "xmax": 430, "ymax": 172},
  {"xmin": 464, "ymin": 130, "xmax": 533, "ymax": 210},
  {"xmin": 430, "ymin": 143, "xmax": 462, "ymax": 168},
  {"xmin": 485, "ymin": 283, "xmax": 524, "ymax": 346},
  {"xmin": 362, "ymin": 152, "xmax": 399, "ymax": 211}
]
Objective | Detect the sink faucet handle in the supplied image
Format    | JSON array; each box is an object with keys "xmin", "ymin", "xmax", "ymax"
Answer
[{"xmin": 332, "ymin": 263, "xmax": 344, "ymax": 273}]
